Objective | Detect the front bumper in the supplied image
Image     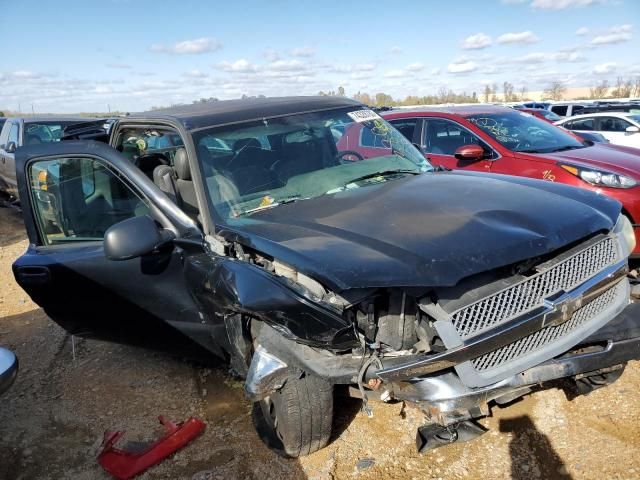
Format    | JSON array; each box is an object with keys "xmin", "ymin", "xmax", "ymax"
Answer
[
  {"xmin": 391, "ymin": 301, "xmax": 640, "ymax": 425},
  {"xmin": 0, "ymin": 347, "xmax": 18, "ymax": 395}
]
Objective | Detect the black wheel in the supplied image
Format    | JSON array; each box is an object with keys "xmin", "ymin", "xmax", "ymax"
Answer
[
  {"xmin": 336, "ymin": 150, "xmax": 364, "ymax": 163},
  {"xmin": 252, "ymin": 372, "xmax": 333, "ymax": 457}
]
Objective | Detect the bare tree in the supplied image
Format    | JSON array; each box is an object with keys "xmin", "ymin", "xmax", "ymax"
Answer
[
  {"xmin": 589, "ymin": 80, "xmax": 609, "ymax": 99},
  {"xmin": 543, "ymin": 81, "xmax": 567, "ymax": 101},
  {"xmin": 483, "ymin": 85, "xmax": 491, "ymax": 103},
  {"xmin": 519, "ymin": 85, "xmax": 528, "ymax": 101},
  {"xmin": 490, "ymin": 83, "xmax": 499, "ymax": 102},
  {"xmin": 611, "ymin": 76, "xmax": 633, "ymax": 98},
  {"xmin": 633, "ymin": 76, "xmax": 640, "ymax": 98},
  {"xmin": 503, "ymin": 82, "xmax": 516, "ymax": 102}
]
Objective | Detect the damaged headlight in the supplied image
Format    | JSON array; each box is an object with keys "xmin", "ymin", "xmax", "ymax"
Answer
[
  {"xmin": 614, "ymin": 213, "xmax": 636, "ymax": 257},
  {"xmin": 560, "ymin": 164, "xmax": 637, "ymax": 189}
]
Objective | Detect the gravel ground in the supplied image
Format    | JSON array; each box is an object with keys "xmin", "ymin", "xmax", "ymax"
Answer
[{"xmin": 1, "ymin": 201, "xmax": 639, "ymax": 480}]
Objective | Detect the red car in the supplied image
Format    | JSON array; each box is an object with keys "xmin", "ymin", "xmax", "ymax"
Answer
[{"xmin": 383, "ymin": 105, "xmax": 640, "ymax": 255}]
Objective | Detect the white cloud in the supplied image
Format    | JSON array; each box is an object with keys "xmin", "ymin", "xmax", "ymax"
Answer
[
  {"xmin": 183, "ymin": 69, "xmax": 208, "ymax": 78},
  {"xmin": 508, "ymin": 50, "xmax": 586, "ymax": 63},
  {"xmin": 496, "ymin": 31, "xmax": 539, "ymax": 44},
  {"xmin": 106, "ymin": 63, "xmax": 132, "ymax": 69},
  {"xmin": 150, "ymin": 38, "xmax": 221, "ymax": 55},
  {"xmin": 267, "ymin": 59, "xmax": 306, "ymax": 72},
  {"xmin": 383, "ymin": 69, "xmax": 405, "ymax": 78},
  {"xmin": 430, "ymin": 67, "xmax": 442, "ymax": 75},
  {"xmin": 390, "ymin": 46, "xmax": 402, "ymax": 54},
  {"xmin": 216, "ymin": 59, "xmax": 257, "ymax": 72},
  {"xmin": 575, "ymin": 26, "xmax": 589, "ymax": 36},
  {"xmin": 461, "ymin": 33, "xmax": 492, "ymax": 50},
  {"xmin": 531, "ymin": 0, "xmax": 602, "ymax": 9},
  {"xmin": 447, "ymin": 60, "xmax": 478, "ymax": 74},
  {"xmin": 406, "ymin": 62, "xmax": 425, "ymax": 72},
  {"xmin": 8, "ymin": 70, "xmax": 46, "ymax": 80},
  {"xmin": 593, "ymin": 62, "xmax": 617, "ymax": 74},
  {"xmin": 330, "ymin": 63, "xmax": 376, "ymax": 73},
  {"xmin": 591, "ymin": 24, "xmax": 633, "ymax": 45},
  {"xmin": 291, "ymin": 47, "xmax": 315, "ymax": 57}
]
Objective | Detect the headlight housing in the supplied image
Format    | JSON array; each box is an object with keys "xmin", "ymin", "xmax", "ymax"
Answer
[
  {"xmin": 614, "ymin": 213, "xmax": 636, "ymax": 257},
  {"xmin": 560, "ymin": 164, "xmax": 637, "ymax": 189}
]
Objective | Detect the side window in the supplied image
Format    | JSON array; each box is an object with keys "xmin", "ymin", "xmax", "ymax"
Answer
[
  {"xmin": 550, "ymin": 106, "xmax": 568, "ymax": 116},
  {"xmin": 116, "ymin": 127, "xmax": 184, "ymax": 166},
  {"xmin": 8, "ymin": 122, "xmax": 19, "ymax": 145},
  {"xmin": 599, "ymin": 117, "xmax": 631, "ymax": 132},
  {"xmin": 0, "ymin": 121, "xmax": 10, "ymax": 146},
  {"xmin": 388, "ymin": 118, "xmax": 419, "ymax": 143},
  {"xmin": 28, "ymin": 157, "xmax": 150, "ymax": 245},
  {"xmin": 360, "ymin": 126, "xmax": 389, "ymax": 148},
  {"xmin": 423, "ymin": 119, "xmax": 493, "ymax": 157},
  {"xmin": 566, "ymin": 118, "xmax": 595, "ymax": 130}
]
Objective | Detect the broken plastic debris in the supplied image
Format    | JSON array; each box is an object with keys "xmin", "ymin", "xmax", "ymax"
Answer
[{"xmin": 97, "ymin": 416, "xmax": 206, "ymax": 480}]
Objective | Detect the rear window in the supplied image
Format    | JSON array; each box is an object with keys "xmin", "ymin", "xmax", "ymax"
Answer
[{"xmin": 24, "ymin": 121, "xmax": 80, "ymax": 145}]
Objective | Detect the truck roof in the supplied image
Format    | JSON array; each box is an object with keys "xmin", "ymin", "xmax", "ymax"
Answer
[{"xmin": 130, "ymin": 96, "xmax": 363, "ymax": 131}]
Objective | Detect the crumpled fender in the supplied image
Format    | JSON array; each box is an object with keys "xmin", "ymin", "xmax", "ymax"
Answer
[{"xmin": 186, "ymin": 255, "xmax": 357, "ymax": 350}]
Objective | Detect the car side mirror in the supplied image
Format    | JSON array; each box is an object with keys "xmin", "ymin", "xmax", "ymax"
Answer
[
  {"xmin": 454, "ymin": 144, "xmax": 485, "ymax": 162},
  {"xmin": 626, "ymin": 126, "xmax": 640, "ymax": 134},
  {"xmin": 5, "ymin": 141, "xmax": 16, "ymax": 153},
  {"xmin": 104, "ymin": 215, "xmax": 174, "ymax": 261}
]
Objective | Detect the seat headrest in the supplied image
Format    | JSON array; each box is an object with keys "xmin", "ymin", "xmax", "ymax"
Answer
[{"xmin": 174, "ymin": 148, "xmax": 191, "ymax": 181}]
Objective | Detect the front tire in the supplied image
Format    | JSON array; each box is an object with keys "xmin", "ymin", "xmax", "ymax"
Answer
[{"xmin": 252, "ymin": 372, "xmax": 333, "ymax": 457}]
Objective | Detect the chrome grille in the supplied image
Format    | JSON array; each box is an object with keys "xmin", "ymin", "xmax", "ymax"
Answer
[
  {"xmin": 471, "ymin": 279, "xmax": 625, "ymax": 372},
  {"xmin": 451, "ymin": 237, "xmax": 618, "ymax": 339}
]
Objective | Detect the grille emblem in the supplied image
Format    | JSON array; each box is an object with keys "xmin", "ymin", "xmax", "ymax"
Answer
[{"xmin": 541, "ymin": 293, "xmax": 583, "ymax": 328}]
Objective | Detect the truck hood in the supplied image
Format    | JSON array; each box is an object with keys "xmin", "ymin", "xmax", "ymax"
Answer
[
  {"xmin": 220, "ymin": 171, "xmax": 621, "ymax": 292},
  {"xmin": 517, "ymin": 143, "xmax": 640, "ymax": 179}
]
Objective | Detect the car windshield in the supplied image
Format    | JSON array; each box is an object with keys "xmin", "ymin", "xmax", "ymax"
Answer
[
  {"xmin": 628, "ymin": 114, "xmax": 640, "ymax": 123},
  {"xmin": 24, "ymin": 121, "xmax": 80, "ymax": 145},
  {"xmin": 194, "ymin": 107, "xmax": 432, "ymax": 220},
  {"xmin": 467, "ymin": 111, "xmax": 585, "ymax": 153},
  {"xmin": 540, "ymin": 110, "xmax": 562, "ymax": 122}
]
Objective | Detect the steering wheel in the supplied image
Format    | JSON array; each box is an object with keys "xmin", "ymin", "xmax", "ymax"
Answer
[{"xmin": 336, "ymin": 150, "xmax": 364, "ymax": 164}]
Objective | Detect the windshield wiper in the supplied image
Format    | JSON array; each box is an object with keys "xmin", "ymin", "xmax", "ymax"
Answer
[
  {"xmin": 518, "ymin": 149, "xmax": 542, "ymax": 153},
  {"xmin": 550, "ymin": 145, "xmax": 583, "ymax": 152},
  {"xmin": 343, "ymin": 169, "xmax": 420, "ymax": 186}
]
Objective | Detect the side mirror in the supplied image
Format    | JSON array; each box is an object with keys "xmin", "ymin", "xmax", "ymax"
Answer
[
  {"xmin": 454, "ymin": 144, "xmax": 485, "ymax": 161},
  {"xmin": 104, "ymin": 215, "xmax": 174, "ymax": 261},
  {"xmin": 5, "ymin": 141, "xmax": 16, "ymax": 153},
  {"xmin": 626, "ymin": 126, "xmax": 640, "ymax": 134}
]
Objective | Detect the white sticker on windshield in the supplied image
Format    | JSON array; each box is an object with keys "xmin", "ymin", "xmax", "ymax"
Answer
[{"xmin": 347, "ymin": 109, "xmax": 382, "ymax": 123}]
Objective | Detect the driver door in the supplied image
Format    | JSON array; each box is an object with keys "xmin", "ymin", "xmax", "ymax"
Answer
[{"xmin": 12, "ymin": 141, "xmax": 219, "ymax": 356}]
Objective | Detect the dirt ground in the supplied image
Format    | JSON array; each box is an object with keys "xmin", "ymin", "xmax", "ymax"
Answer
[{"xmin": 1, "ymin": 202, "xmax": 640, "ymax": 480}]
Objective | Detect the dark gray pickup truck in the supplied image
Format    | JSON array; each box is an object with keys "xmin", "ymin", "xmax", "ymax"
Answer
[
  {"xmin": 0, "ymin": 116, "xmax": 88, "ymax": 199},
  {"xmin": 11, "ymin": 96, "xmax": 640, "ymax": 457}
]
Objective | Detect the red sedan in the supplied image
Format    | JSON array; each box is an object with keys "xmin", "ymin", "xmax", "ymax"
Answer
[{"xmin": 383, "ymin": 105, "xmax": 640, "ymax": 255}]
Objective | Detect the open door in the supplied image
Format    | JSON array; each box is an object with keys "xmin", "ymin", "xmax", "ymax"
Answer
[{"xmin": 12, "ymin": 140, "xmax": 218, "ymax": 356}]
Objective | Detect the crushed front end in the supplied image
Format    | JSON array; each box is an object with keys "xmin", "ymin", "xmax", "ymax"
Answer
[{"xmin": 245, "ymin": 214, "xmax": 640, "ymax": 452}]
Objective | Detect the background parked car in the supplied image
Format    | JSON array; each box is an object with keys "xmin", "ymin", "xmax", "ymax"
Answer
[
  {"xmin": 555, "ymin": 112, "xmax": 640, "ymax": 149},
  {"xmin": 516, "ymin": 108, "xmax": 609, "ymax": 143},
  {"xmin": 0, "ymin": 347, "xmax": 18, "ymax": 395},
  {"xmin": 547, "ymin": 103, "xmax": 589, "ymax": 118},
  {"xmin": 383, "ymin": 105, "xmax": 640, "ymax": 254},
  {"xmin": 0, "ymin": 116, "xmax": 88, "ymax": 198}
]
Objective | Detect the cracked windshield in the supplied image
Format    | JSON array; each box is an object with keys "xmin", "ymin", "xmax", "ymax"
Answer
[
  {"xmin": 467, "ymin": 110, "xmax": 586, "ymax": 154},
  {"xmin": 194, "ymin": 108, "xmax": 432, "ymax": 219}
]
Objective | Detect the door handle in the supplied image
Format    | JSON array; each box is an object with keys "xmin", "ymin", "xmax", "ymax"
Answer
[{"xmin": 15, "ymin": 266, "xmax": 51, "ymax": 286}]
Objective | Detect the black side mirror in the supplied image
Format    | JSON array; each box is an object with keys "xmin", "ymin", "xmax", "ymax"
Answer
[
  {"xmin": 5, "ymin": 141, "xmax": 16, "ymax": 153},
  {"xmin": 104, "ymin": 215, "xmax": 174, "ymax": 261}
]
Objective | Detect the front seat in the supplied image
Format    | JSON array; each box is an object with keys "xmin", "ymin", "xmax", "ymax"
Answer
[
  {"xmin": 173, "ymin": 149, "xmax": 199, "ymax": 217},
  {"xmin": 153, "ymin": 164, "xmax": 179, "ymax": 205}
]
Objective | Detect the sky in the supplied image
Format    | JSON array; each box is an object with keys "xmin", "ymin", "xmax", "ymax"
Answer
[{"xmin": 1, "ymin": 0, "xmax": 639, "ymax": 113}]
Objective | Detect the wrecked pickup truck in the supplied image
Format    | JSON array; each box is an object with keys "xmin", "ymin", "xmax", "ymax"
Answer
[{"xmin": 12, "ymin": 96, "xmax": 640, "ymax": 456}]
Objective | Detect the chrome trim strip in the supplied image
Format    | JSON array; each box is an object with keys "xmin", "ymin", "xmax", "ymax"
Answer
[{"xmin": 376, "ymin": 260, "xmax": 629, "ymax": 382}]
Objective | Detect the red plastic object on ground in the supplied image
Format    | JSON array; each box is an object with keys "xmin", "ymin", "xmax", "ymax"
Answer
[{"xmin": 97, "ymin": 416, "xmax": 206, "ymax": 480}]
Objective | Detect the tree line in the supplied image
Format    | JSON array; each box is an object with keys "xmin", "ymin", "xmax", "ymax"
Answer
[{"xmin": 319, "ymin": 76, "xmax": 640, "ymax": 106}]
